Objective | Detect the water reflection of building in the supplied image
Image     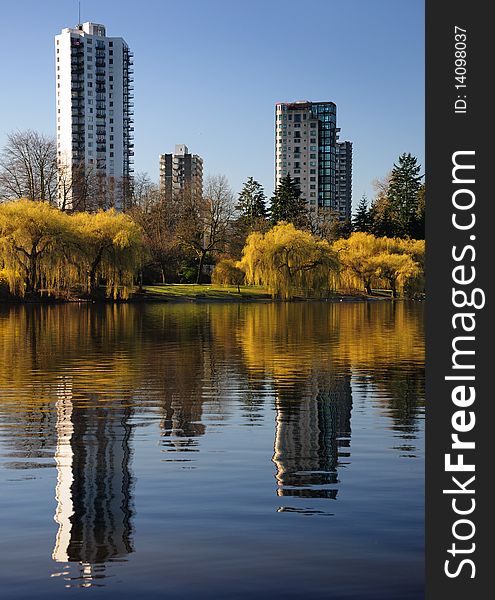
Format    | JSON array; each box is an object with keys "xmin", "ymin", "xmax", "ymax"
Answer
[
  {"xmin": 52, "ymin": 378, "xmax": 134, "ymax": 586},
  {"xmin": 272, "ymin": 374, "xmax": 352, "ymax": 501}
]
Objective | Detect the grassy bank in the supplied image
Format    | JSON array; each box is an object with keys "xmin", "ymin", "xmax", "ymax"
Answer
[
  {"xmin": 138, "ymin": 284, "xmax": 273, "ymax": 302},
  {"xmin": 135, "ymin": 284, "xmax": 382, "ymax": 303},
  {"xmin": 1, "ymin": 283, "xmax": 396, "ymax": 304}
]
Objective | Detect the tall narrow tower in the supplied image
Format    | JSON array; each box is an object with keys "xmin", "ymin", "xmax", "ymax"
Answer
[{"xmin": 55, "ymin": 22, "xmax": 134, "ymax": 210}]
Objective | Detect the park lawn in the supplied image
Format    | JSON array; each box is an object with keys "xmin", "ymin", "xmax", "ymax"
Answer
[{"xmin": 141, "ymin": 284, "xmax": 272, "ymax": 300}]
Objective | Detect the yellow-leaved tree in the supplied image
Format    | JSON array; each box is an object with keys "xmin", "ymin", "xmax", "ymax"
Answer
[
  {"xmin": 211, "ymin": 258, "xmax": 245, "ymax": 292},
  {"xmin": 0, "ymin": 200, "xmax": 143, "ymax": 299},
  {"xmin": 333, "ymin": 232, "xmax": 386, "ymax": 294},
  {"xmin": 240, "ymin": 222, "xmax": 339, "ymax": 299},
  {"xmin": 0, "ymin": 199, "xmax": 76, "ymax": 296},
  {"xmin": 72, "ymin": 209, "xmax": 143, "ymax": 299},
  {"xmin": 333, "ymin": 232, "xmax": 424, "ymax": 297},
  {"xmin": 368, "ymin": 252, "xmax": 421, "ymax": 298}
]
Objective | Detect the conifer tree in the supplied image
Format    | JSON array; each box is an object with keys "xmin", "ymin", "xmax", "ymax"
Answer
[
  {"xmin": 237, "ymin": 177, "xmax": 267, "ymax": 226},
  {"xmin": 387, "ymin": 153, "xmax": 423, "ymax": 236},
  {"xmin": 352, "ymin": 195, "xmax": 371, "ymax": 232},
  {"xmin": 269, "ymin": 174, "xmax": 308, "ymax": 227}
]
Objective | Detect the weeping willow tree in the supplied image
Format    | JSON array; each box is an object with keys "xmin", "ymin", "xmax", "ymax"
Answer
[
  {"xmin": 211, "ymin": 258, "xmax": 245, "ymax": 292},
  {"xmin": 72, "ymin": 210, "xmax": 143, "ymax": 299},
  {"xmin": 240, "ymin": 222, "xmax": 339, "ymax": 299},
  {"xmin": 368, "ymin": 252, "xmax": 421, "ymax": 298},
  {"xmin": 333, "ymin": 232, "xmax": 387, "ymax": 294},
  {"xmin": 333, "ymin": 232, "xmax": 424, "ymax": 296},
  {"xmin": 0, "ymin": 200, "xmax": 143, "ymax": 299},
  {"xmin": 0, "ymin": 199, "xmax": 77, "ymax": 296}
]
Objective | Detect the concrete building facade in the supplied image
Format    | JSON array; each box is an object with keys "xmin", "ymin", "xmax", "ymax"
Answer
[
  {"xmin": 159, "ymin": 145, "xmax": 203, "ymax": 199},
  {"xmin": 275, "ymin": 101, "xmax": 352, "ymax": 222},
  {"xmin": 55, "ymin": 22, "xmax": 134, "ymax": 210},
  {"xmin": 335, "ymin": 141, "xmax": 353, "ymax": 222}
]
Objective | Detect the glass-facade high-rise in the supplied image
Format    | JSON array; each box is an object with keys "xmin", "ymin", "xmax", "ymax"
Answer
[{"xmin": 275, "ymin": 101, "xmax": 352, "ymax": 221}]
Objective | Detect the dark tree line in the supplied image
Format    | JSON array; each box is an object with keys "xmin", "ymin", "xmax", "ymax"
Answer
[{"xmin": 353, "ymin": 153, "xmax": 425, "ymax": 239}]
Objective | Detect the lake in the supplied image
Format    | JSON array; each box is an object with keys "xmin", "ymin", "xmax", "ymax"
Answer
[{"xmin": 0, "ymin": 301, "xmax": 424, "ymax": 599}]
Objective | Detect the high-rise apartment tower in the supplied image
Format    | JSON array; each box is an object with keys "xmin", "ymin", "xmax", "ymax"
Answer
[
  {"xmin": 55, "ymin": 22, "xmax": 134, "ymax": 210},
  {"xmin": 335, "ymin": 141, "xmax": 353, "ymax": 222},
  {"xmin": 275, "ymin": 101, "xmax": 352, "ymax": 221},
  {"xmin": 159, "ymin": 145, "xmax": 203, "ymax": 198}
]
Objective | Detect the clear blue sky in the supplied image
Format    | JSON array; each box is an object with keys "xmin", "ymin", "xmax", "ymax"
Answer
[{"xmin": 0, "ymin": 0, "xmax": 424, "ymax": 209}]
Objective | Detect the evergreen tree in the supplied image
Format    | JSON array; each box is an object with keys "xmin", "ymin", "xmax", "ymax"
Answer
[
  {"xmin": 411, "ymin": 183, "xmax": 425, "ymax": 239},
  {"xmin": 352, "ymin": 195, "xmax": 371, "ymax": 232},
  {"xmin": 387, "ymin": 153, "xmax": 423, "ymax": 236},
  {"xmin": 269, "ymin": 174, "xmax": 308, "ymax": 227},
  {"xmin": 237, "ymin": 177, "xmax": 267, "ymax": 226},
  {"xmin": 369, "ymin": 194, "xmax": 395, "ymax": 237}
]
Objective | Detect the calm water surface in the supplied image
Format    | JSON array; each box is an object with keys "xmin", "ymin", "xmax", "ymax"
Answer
[{"xmin": 0, "ymin": 302, "xmax": 424, "ymax": 599}]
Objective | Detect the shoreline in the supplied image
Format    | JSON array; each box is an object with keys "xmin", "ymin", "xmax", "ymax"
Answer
[{"xmin": 0, "ymin": 293, "xmax": 420, "ymax": 305}]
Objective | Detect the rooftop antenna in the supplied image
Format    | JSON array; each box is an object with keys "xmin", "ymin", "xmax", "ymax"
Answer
[{"xmin": 78, "ymin": 0, "xmax": 81, "ymax": 25}]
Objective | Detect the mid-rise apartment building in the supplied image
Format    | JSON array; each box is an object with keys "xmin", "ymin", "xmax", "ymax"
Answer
[
  {"xmin": 335, "ymin": 141, "xmax": 353, "ymax": 222},
  {"xmin": 55, "ymin": 22, "xmax": 134, "ymax": 210},
  {"xmin": 275, "ymin": 101, "xmax": 352, "ymax": 221},
  {"xmin": 159, "ymin": 145, "xmax": 203, "ymax": 198}
]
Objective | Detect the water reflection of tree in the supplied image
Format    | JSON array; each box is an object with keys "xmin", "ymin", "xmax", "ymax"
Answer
[
  {"xmin": 0, "ymin": 304, "xmax": 139, "ymax": 467},
  {"xmin": 234, "ymin": 301, "xmax": 424, "ymax": 437}
]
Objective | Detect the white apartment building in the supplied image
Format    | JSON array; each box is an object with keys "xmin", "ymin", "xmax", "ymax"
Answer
[
  {"xmin": 275, "ymin": 101, "xmax": 352, "ymax": 222},
  {"xmin": 159, "ymin": 145, "xmax": 203, "ymax": 198},
  {"xmin": 55, "ymin": 22, "xmax": 134, "ymax": 210}
]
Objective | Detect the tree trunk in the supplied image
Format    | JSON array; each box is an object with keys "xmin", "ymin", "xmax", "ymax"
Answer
[
  {"xmin": 88, "ymin": 247, "xmax": 104, "ymax": 295},
  {"xmin": 196, "ymin": 251, "xmax": 207, "ymax": 284},
  {"xmin": 26, "ymin": 251, "xmax": 38, "ymax": 295}
]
